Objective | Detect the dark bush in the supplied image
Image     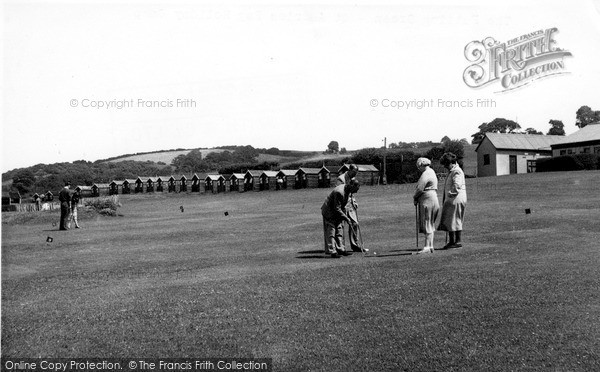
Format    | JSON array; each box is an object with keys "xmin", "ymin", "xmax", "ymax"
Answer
[
  {"xmin": 573, "ymin": 154, "xmax": 599, "ymax": 170},
  {"xmin": 536, "ymin": 154, "xmax": 599, "ymax": 172}
]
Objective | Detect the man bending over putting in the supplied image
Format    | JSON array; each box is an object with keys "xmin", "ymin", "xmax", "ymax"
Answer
[
  {"xmin": 321, "ymin": 179, "xmax": 361, "ymax": 258},
  {"xmin": 336, "ymin": 164, "xmax": 367, "ymax": 252}
]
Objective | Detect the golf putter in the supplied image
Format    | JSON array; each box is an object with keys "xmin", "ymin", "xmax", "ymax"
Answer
[{"xmin": 415, "ymin": 204, "xmax": 419, "ymax": 249}]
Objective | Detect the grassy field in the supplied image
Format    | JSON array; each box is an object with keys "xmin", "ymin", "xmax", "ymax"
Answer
[{"xmin": 2, "ymin": 171, "xmax": 599, "ymax": 370}]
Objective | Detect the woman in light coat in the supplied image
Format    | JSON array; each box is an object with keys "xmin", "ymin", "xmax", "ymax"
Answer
[
  {"xmin": 438, "ymin": 152, "xmax": 467, "ymax": 248},
  {"xmin": 413, "ymin": 157, "xmax": 440, "ymax": 253}
]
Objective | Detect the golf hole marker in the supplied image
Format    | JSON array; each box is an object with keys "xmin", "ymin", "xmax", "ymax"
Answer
[
  {"xmin": 525, "ymin": 208, "xmax": 531, "ymax": 214},
  {"xmin": 46, "ymin": 236, "xmax": 53, "ymax": 243},
  {"xmin": 224, "ymin": 211, "xmax": 229, "ymax": 216}
]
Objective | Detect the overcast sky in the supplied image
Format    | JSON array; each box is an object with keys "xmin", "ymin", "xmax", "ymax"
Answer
[{"xmin": 3, "ymin": 0, "xmax": 600, "ymax": 172}]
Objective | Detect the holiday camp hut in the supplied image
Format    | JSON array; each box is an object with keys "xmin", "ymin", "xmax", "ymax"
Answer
[
  {"xmin": 475, "ymin": 133, "xmax": 562, "ymax": 177},
  {"xmin": 338, "ymin": 164, "xmax": 380, "ymax": 186},
  {"xmin": 2, "ymin": 191, "xmax": 21, "ymax": 205},
  {"xmin": 1, "ymin": 191, "xmax": 22, "ymax": 212},
  {"xmin": 156, "ymin": 176, "xmax": 175, "ymax": 192},
  {"xmin": 91, "ymin": 183, "xmax": 110, "ymax": 197},
  {"xmin": 191, "ymin": 173, "xmax": 208, "ymax": 193},
  {"xmin": 75, "ymin": 185, "xmax": 93, "ymax": 197},
  {"xmin": 122, "ymin": 179, "xmax": 136, "ymax": 194},
  {"xmin": 244, "ymin": 170, "xmax": 262, "ymax": 191},
  {"xmin": 134, "ymin": 177, "xmax": 144, "ymax": 193},
  {"xmin": 227, "ymin": 173, "xmax": 245, "ymax": 192},
  {"xmin": 146, "ymin": 177, "xmax": 160, "ymax": 192},
  {"xmin": 45, "ymin": 191, "xmax": 54, "ymax": 201},
  {"xmin": 260, "ymin": 171, "xmax": 279, "ymax": 191},
  {"xmin": 178, "ymin": 175, "xmax": 190, "ymax": 192},
  {"xmin": 294, "ymin": 169, "xmax": 308, "ymax": 189},
  {"xmin": 276, "ymin": 170, "xmax": 297, "ymax": 190},
  {"xmin": 109, "ymin": 180, "xmax": 123, "ymax": 195},
  {"xmin": 299, "ymin": 167, "xmax": 331, "ymax": 188},
  {"xmin": 205, "ymin": 174, "xmax": 226, "ymax": 194},
  {"xmin": 161, "ymin": 176, "xmax": 177, "ymax": 192}
]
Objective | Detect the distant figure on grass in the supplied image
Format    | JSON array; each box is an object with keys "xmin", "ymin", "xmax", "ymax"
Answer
[
  {"xmin": 336, "ymin": 164, "xmax": 366, "ymax": 252},
  {"xmin": 321, "ymin": 179, "xmax": 361, "ymax": 258},
  {"xmin": 438, "ymin": 152, "xmax": 467, "ymax": 249},
  {"xmin": 413, "ymin": 157, "xmax": 440, "ymax": 254},
  {"xmin": 68, "ymin": 190, "xmax": 81, "ymax": 229},
  {"xmin": 58, "ymin": 181, "xmax": 72, "ymax": 230}
]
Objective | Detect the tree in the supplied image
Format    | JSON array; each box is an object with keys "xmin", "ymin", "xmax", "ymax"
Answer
[
  {"xmin": 440, "ymin": 136, "xmax": 451, "ymax": 143},
  {"xmin": 232, "ymin": 145, "xmax": 259, "ymax": 162},
  {"xmin": 442, "ymin": 139, "xmax": 465, "ymax": 159},
  {"xmin": 171, "ymin": 149, "xmax": 207, "ymax": 173},
  {"xmin": 547, "ymin": 119, "xmax": 565, "ymax": 135},
  {"xmin": 327, "ymin": 141, "xmax": 340, "ymax": 153},
  {"xmin": 575, "ymin": 105, "xmax": 600, "ymax": 128},
  {"xmin": 425, "ymin": 146, "xmax": 445, "ymax": 160},
  {"xmin": 471, "ymin": 118, "xmax": 521, "ymax": 144},
  {"xmin": 340, "ymin": 147, "xmax": 347, "ymax": 154},
  {"xmin": 11, "ymin": 169, "xmax": 36, "ymax": 194},
  {"xmin": 524, "ymin": 127, "xmax": 543, "ymax": 135}
]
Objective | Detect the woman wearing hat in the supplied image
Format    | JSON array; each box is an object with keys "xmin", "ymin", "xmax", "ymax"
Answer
[
  {"xmin": 438, "ymin": 152, "xmax": 467, "ymax": 248},
  {"xmin": 413, "ymin": 157, "xmax": 440, "ymax": 253}
]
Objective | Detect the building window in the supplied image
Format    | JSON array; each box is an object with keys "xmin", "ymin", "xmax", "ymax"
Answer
[
  {"xmin": 560, "ymin": 150, "xmax": 566, "ymax": 155},
  {"xmin": 583, "ymin": 147, "xmax": 591, "ymax": 154},
  {"xmin": 483, "ymin": 154, "xmax": 490, "ymax": 165},
  {"xmin": 594, "ymin": 146, "xmax": 600, "ymax": 154},
  {"xmin": 567, "ymin": 149, "xmax": 573, "ymax": 154},
  {"xmin": 527, "ymin": 160, "xmax": 536, "ymax": 173}
]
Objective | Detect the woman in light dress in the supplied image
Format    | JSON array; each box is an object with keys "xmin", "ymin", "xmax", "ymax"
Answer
[{"xmin": 413, "ymin": 157, "xmax": 440, "ymax": 254}]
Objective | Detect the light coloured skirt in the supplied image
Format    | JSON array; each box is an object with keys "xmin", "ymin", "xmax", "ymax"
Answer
[
  {"xmin": 417, "ymin": 190, "xmax": 439, "ymax": 234},
  {"xmin": 438, "ymin": 192, "xmax": 467, "ymax": 232}
]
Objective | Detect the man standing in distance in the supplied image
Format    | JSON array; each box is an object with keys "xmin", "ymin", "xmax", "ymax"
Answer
[
  {"xmin": 58, "ymin": 181, "xmax": 72, "ymax": 230},
  {"xmin": 321, "ymin": 179, "xmax": 361, "ymax": 258},
  {"xmin": 336, "ymin": 164, "xmax": 366, "ymax": 252}
]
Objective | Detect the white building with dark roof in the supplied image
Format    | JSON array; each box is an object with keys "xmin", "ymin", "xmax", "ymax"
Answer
[
  {"xmin": 475, "ymin": 133, "xmax": 564, "ymax": 177},
  {"xmin": 550, "ymin": 122, "xmax": 600, "ymax": 156}
]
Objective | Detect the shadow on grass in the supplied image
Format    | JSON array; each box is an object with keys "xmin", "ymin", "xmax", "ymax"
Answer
[
  {"xmin": 297, "ymin": 250, "xmax": 324, "ymax": 254},
  {"xmin": 369, "ymin": 252, "xmax": 414, "ymax": 257}
]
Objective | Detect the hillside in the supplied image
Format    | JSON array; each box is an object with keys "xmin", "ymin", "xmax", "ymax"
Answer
[{"xmin": 103, "ymin": 149, "xmax": 223, "ymax": 165}]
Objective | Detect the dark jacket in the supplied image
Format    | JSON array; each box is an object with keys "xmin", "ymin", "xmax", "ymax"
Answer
[{"xmin": 58, "ymin": 187, "xmax": 72, "ymax": 204}]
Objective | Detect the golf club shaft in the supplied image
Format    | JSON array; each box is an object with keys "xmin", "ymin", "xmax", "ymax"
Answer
[{"xmin": 415, "ymin": 203, "xmax": 419, "ymax": 248}]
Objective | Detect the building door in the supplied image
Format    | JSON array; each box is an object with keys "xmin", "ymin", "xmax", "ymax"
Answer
[{"xmin": 509, "ymin": 155, "xmax": 517, "ymax": 174}]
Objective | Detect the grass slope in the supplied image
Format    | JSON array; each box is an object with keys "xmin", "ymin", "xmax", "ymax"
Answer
[{"xmin": 2, "ymin": 171, "xmax": 599, "ymax": 370}]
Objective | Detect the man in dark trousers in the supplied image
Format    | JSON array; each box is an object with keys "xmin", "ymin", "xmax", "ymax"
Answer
[
  {"xmin": 321, "ymin": 179, "xmax": 360, "ymax": 258},
  {"xmin": 336, "ymin": 164, "xmax": 366, "ymax": 252},
  {"xmin": 58, "ymin": 181, "xmax": 72, "ymax": 230}
]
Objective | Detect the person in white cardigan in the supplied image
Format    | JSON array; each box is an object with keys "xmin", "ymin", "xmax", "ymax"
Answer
[
  {"xmin": 413, "ymin": 157, "xmax": 440, "ymax": 253},
  {"xmin": 437, "ymin": 152, "xmax": 467, "ymax": 249}
]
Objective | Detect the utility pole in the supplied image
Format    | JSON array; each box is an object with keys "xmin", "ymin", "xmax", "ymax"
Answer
[{"xmin": 382, "ymin": 137, "xmax": 387, "ymax": 185}]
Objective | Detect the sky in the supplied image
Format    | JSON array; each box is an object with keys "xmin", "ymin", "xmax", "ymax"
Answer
[{"xmin": 2, "ymin": 0, "xmax": 600, "ymax": 172}]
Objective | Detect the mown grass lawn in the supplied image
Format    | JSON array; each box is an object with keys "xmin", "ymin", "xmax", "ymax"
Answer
[{"xmin": 2, "ymin": 171, "xmax": 599, "ymax": 371}]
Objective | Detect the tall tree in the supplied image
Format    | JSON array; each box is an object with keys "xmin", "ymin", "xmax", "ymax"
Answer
[
  {"xmin": 547, "ymin": 119, "xmax": 565, "ymax": 135},
  {"xmin": 327, "ymin": 141, "xmax": 339, "ymax": 153},
  {"xmin": 471, "ymin": 118, "xmax": 521, "ymax": 144},
  {"xmin": 575, "ymin": 105, "xmax": 600, "ymax": 128}
]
